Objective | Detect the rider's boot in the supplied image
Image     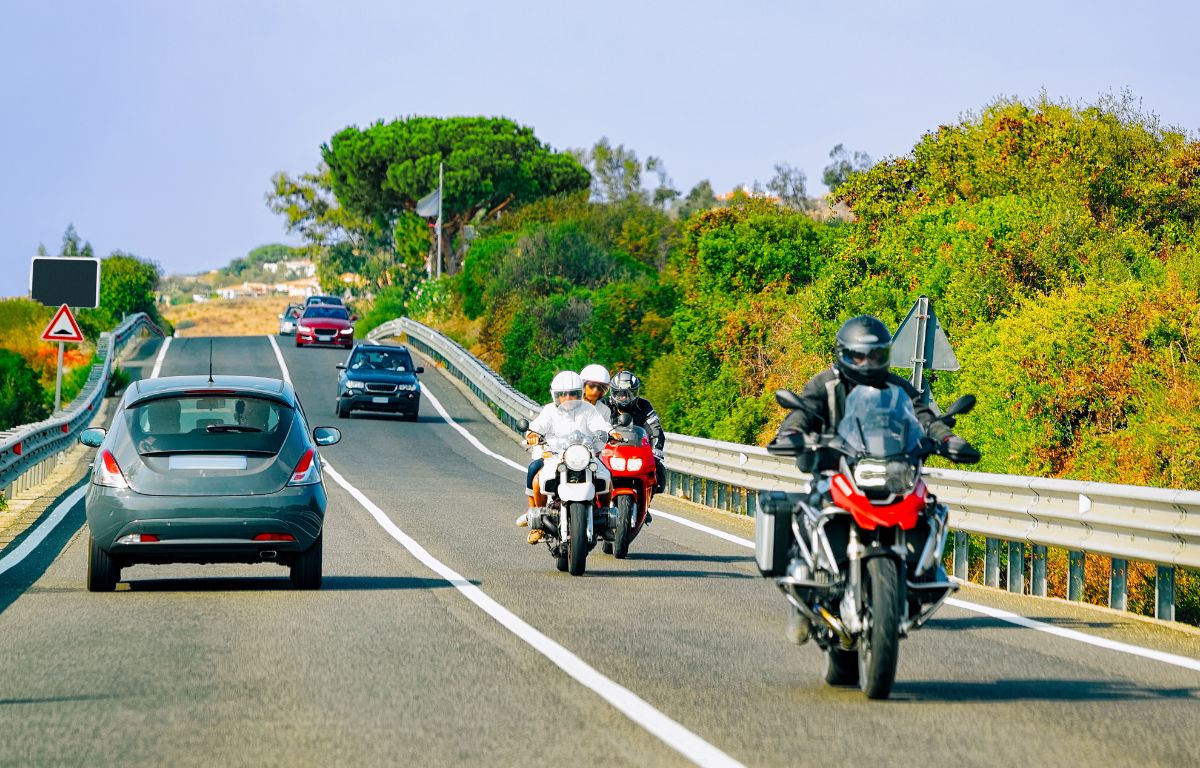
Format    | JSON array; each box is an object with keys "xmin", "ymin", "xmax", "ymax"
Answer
[{"xmin": 527, "ymin": 529, "xmax": 543, "ymax": 544}]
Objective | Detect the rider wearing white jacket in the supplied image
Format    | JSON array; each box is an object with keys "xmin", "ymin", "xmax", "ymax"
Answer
[
  {"xmin": 579, "ymin": 363, "xmax": 612, "ymax": 423},
  {"xmin": 520, "ymin": 371, "xmax": 616, "ymax": 544}
]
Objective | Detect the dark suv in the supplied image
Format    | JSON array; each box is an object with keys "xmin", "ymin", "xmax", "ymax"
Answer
[{"xmin": 335, "ymin": 344, "xmax": 423, "ymax": 420}]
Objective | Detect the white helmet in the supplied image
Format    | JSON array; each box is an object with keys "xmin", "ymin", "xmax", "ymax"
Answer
[
  {"xmin": 579, "ymin": 364, "xmax": 611, "ymax": 386},
  {"xmin": 550, "ymin": 370, "xmax": 585, "ymax": 409}
]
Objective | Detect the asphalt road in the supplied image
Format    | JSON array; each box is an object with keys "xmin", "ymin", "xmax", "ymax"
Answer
[{"xmin": 2, "ymin": 334, "xmax": 1198, "ymax": 767}]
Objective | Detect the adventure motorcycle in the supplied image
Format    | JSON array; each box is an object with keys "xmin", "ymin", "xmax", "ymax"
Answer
[
  {"xmin": 761, "ymin": 385, "xmax": 979, "ymax": 699},
  {"xmin": 598, "ymin": 414, "xmax": 656, "ymax": 559},
  {"xmin": 518, "ymin": 420, "xmax": 613, "ymax": 576}
]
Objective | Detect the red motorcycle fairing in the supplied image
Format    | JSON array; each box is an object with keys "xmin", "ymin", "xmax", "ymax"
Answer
[
  {"xmin": 829, "ymin": 474, "xmax": 927, "ymax": 531},
  {"xmin": 600, "ymin": 439, "xmax": 656, "ymax": 533}
]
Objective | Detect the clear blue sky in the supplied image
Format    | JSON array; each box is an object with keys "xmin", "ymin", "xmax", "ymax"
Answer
[{"xmin": 3, "ymin": 0, "xmax": 1198, "ymax": 298}]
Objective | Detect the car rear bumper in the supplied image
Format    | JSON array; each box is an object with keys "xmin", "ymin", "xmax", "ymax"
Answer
[{"xmin": 86, "ymin": 482, "xmax": 326, "ymax": 563}]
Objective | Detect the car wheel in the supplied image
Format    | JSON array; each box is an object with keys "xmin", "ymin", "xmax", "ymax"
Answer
[
  {"xmin": 290, "ymin": 535, "xmax": 322, "ymax": 590},
  {"xmin": 336, "ymin": 400, "xmax": 350, "ymax": 419},
  {"xmin": 87, "ymin": 535, "xmax": 119, "ymax": 592},
  {"xmin": 405, "ymin": 411, "xmax": 419, "ymax": 422}
]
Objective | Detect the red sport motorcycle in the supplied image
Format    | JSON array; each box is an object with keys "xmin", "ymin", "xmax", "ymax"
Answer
[
  {"xmin": 598, "ymin": 414, "xmax": 656, "ymax": 559},
  {"xmin": 762, "ymin": 384, "xmax": 979, "ymax": 699}
]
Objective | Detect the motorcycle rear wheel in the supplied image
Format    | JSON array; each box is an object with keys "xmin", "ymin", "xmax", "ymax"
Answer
[
  {"xmin": 612, "ymin": 495, "xmax": 634, "ymax": 559},
  {"xmin": 859, "ymin": 556, "xmax": 901, "ymax": 699},
  {"xmin": 567, "ymin": 502, "xmax": 588, "ymax": 576}
]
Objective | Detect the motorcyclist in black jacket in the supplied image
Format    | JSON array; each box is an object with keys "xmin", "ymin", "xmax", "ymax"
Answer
[
  {"xmin": 607, "ymin": 371, "xmax": 667, "ymax": 511},
  {"xmin": 772, "ymin": 315, "xmax": 973, "ymax": 454}
]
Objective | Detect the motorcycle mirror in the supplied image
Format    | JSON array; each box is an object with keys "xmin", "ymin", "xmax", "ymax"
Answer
[
  {"xmin": 616, "ymin": 412, "xmax": 633, "ymax": 427},
  {"xmin": 944, "ymin": 394, "xmax": 977, "ymax": 418},
  {"xmin": 516, "ymin": 418, "xmax": 530, "ymax": 432},
  {"xmin": 774, "ymin": 388, "xmax": 804, "ymax": 410}
]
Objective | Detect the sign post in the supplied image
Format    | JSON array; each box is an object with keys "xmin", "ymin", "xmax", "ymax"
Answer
[
  {"xmin": 40, "ymin": 304, "xmax": 85, "ymax": 412},
  {"xmin": 890, "ymin": 295, "xmax": 959, "ymax": 405}
]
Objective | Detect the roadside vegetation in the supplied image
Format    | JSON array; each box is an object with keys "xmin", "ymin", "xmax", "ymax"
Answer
[{"xmin": 0, "ymin": 226, "xmax": 171, "ymax": 430}]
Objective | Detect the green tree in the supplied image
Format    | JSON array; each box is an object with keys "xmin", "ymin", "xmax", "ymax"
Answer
[
  {"xmin": 676, "ymin": 179, "xmax": 717, "ymax": 220},
  {"xmin": 822, "ymin": 143, "xmax": 873, "ymax": 193},
  {"xmin": 767, "ymin": 163, "xmax": 810, "ymax": 209},
  {"xmin": 322, "ymin": 117, "xmax": 590, "ymax": 273},
  {"xmin": 0, "ymin": 349, "xmax": 50, "ymax": 429}
]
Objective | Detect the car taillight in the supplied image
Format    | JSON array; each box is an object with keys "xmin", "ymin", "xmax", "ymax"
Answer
[
  {"xmin": 95, "ymin": 450, "xmax": 129, "ymax": 489},
  {"xmin": 253, "ymin": 533, "xmax": 296, "ymax": 542},
  {"xmin": 116, "ymin": 533, "xmax": 159, "ymax": 544},
  {"xmin": 288, "ymin": 449, "xmax": 320, "ymax": 486}
]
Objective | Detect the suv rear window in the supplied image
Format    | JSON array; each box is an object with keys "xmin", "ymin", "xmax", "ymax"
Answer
[
  {"xmin": 126, "ymin": 396, "xmax": 293, "ymax": 455},
  {"xmin": 347, "ymin": 349, "xmax": 415, "ymax": 372}
]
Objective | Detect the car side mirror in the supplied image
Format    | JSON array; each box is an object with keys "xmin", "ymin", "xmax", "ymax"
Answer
[
  {"xmin": 79, "ymin": 427, "xmax": 106, "ymax": 447},
  {"xmin": 313, "ymin": 427, "xmax": 341, "ymax": 447},
  {"xmin": 415, "ymin": 366, "xmax": 424, "ymax": 374},
  {"xmin": 335, "ymin": 363, "xmax": 346, "ymax": 370},
  {"xmin": 277, "ymin": 314, "xmax": 283, "ymax": 319},
  {"xmin": 350, "ymin": 315, "xmax": 359, "ymax": 322},
  {"xmin": 775, "ymin": 388, "xmax": 804, "ymax": 410}
]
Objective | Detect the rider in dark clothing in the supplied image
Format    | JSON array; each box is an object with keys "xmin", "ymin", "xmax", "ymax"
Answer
[
  {"xmin": 607, "ymin": 370, "xmax": 667, "ymax": 503},
  {"xmin": 773, "ymin": 315, "xmax": 961, "ymax": 448}
]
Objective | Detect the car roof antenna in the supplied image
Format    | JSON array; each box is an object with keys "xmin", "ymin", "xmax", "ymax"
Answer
[{"xmin": 208, "ymin": 339, "xmax": 214, "ymax": 383}]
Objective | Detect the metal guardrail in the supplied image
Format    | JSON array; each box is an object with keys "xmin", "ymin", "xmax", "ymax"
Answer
[
  {"xmin": 373, "ymin": 317, "xmax": 1199, "ymax": 623},
  {"xmin": 0, "ymin": 313, "xmax": 164, "ymax": 496}
]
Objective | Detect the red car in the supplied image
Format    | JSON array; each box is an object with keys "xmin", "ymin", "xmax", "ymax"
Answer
[{"xmin": 295, "ymin": 304, "xmax": 356, "ymax": 348}]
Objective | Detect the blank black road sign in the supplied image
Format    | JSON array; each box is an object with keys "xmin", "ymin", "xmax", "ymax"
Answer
[{"xmin": 30, "ymin": 257, "xmax": 101, "ymax": 308}]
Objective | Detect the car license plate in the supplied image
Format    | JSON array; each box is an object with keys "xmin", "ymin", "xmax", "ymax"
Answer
[{"xmin": 372, "ymin": 396, "xmax": 389, "ymax": 403}]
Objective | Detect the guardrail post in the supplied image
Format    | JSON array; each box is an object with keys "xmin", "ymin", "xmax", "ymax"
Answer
[
  {"xmin": 1156, "ymin": 566, "xmax": 1175, "ymax": 621},
  {"xmin": 953, "ymin": 531, "xmax": 969, "ymax": 580},
  {"xmin": 985, "ymin": 538, "xmax": 999, "ymax": 588},
  {"xmin": 689, "ymin": 476, "xmax": 701, "ymax": 505},
  {"xmin": 1031, "ymin": 545, "xmax": 1047, "ymax": 597},
  {"xmin": 1109, "ymin": 558, "xmax": 1127, "ymax": 612},
  {"xmin": 1068, "ymin": 551, "xmax": 1085, "ymax": 601},
  {"xmin": 703, "ymin": 479, "xmax": 715, "ymax": 508},
  {"xmin": 716, "ymin": 483, "xmax": 728, "ymax": 511},
  {"xmin": 1007, "ymin": 541, "xmax": 1025, "ymax": 594},
  {"xmin": 745, "ymin": 489, "xmax": 757, "ymax": 517}
]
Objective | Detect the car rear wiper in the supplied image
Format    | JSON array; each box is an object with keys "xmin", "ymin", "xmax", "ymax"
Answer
[{"xmin": 205, "ymin": 424, "xmax": 263, "ymax": 433}]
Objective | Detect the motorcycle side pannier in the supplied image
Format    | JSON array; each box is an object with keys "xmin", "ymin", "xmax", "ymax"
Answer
[{"xmin": 755, "ymin": 490, "xmax": 803, "ymax": 577}]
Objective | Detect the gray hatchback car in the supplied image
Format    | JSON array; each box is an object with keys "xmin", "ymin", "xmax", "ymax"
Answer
[{"xmin": 79, "ymin": 375, "xmax": 340, "ymax": 592}]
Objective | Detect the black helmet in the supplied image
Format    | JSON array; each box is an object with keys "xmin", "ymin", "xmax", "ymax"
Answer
[
  {"xmin": 834, "ymin": 315, "xmax": 892, "ymax": 387},
  {"xmin": 609, "ymin": 370, "xmax": 641, "ymax": 408}
]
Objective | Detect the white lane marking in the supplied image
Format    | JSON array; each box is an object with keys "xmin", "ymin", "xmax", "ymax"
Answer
[
  {"xmin": 944, "ymin": 598, "xmax": 1200, "ymax": 672},
  {"xmin": 148, "ymin": 336, "xmax": 172, "ymax": 379},
  {"xmin": 0, "ymin": 485, "xmax": 87, "ymax": 577},
  {"xmin": 321, "ymin": 462, "xmax": 744, "ymax": 768},
  {"xmin": 266, "ymin": 334, "xmax": 292, "ymax": 386},
  {"xmin": 270, "ymin": 346, "xmax": 743, "ymax": 766},
  {"xmin": 419, "ymin": 383, "xmax": 526, "ymax": 472},
  {"xmin": 411, "ymin": 376, "xmax": 1200, "ymax": 675}
]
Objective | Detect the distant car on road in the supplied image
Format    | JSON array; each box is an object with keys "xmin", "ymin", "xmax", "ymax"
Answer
[
  {"xmin": 296, "ymin": 304, "xmax": 356, "ymax": 348},
  {"xmin": 305, "ymin": 294, "xmax": 345, "ymax": 307},
  {"xmin": 336, "ymin": 344, "xmax": 423, "ymax": 420},
  {"xmin": 78, "ymin": 375, "xmax": 341, "ymax": 591},
  {"xmin": 277, "ymin": 303, "xmax": 303, "ymax": 335}
]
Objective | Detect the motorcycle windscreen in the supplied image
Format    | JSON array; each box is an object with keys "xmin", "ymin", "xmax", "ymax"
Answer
[{"xmin": 836, "ymin": 385, "xmax": 924, "ymax": 459}]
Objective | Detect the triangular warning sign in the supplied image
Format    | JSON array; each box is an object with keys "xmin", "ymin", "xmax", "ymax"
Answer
[
  {"xmin": 890, "ymin": 296, "xmax": 959, "ymax": 371},
  {"xmin": 41, "ymin": 304, "xmax": 85, "ymax": 343}
]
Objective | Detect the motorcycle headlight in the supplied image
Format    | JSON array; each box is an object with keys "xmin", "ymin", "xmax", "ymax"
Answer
[
  {"xmin": 626, "ymin": 457, "xmax": 643, "ymax": 471},
  {"xmin": 853, "ymin": 460, "xmax": 889, "ymax": 488},
  {"xmin": 345, "ymin": 380, "xmax": 365, "ymax": 389},
  {"xmin": 564, "ymin": 444, "xmax": 591, "ymax": 471},
  {"xmin": 610, "ymin": 456, "xmax": 626, "ymax": 471}
]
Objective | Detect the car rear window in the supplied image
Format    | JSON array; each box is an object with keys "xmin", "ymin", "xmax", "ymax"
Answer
[
  {"xmin": 347, "ymin": 349, "xmax": 415, "ymax": 372},
  {"xmin": 126, "ymin": 395, "xmax": 293, "ymax": 455},
  {"xmin": 302, "ymin": 306, "xmax": 350, "ymax": 320}
]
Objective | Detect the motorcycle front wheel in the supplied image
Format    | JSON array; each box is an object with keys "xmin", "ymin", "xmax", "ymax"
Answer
[
  {"xmin": 612, "ymin": 495, "xmax": 634, "ymax": 559},
  {"xmin": 567, "ymin": 501, "xmax": 588, "ymax": 576},
  {"xmin": 859, "ymin": 556, "xmax": 901, "ymax": 699}
]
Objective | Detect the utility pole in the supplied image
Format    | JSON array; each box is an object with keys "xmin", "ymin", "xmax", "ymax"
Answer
[{"xmin": 436, "ymin": 162, "xmax": 444, "ymax": 279}]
